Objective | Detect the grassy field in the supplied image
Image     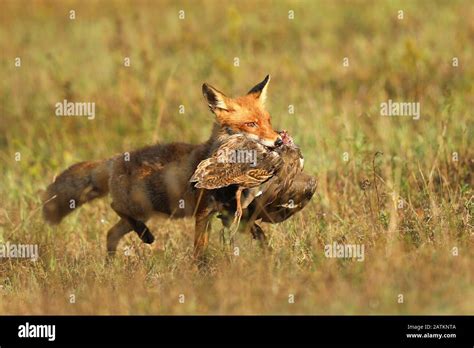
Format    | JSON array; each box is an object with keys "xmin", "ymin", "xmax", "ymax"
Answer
[{"xmin": 0, "ymin": 0, "xmax": 473, "ymax": 314}]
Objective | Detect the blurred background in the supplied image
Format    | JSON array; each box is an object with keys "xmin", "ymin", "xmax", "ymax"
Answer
[{"xmin": 0, "ymin": 0, "xmax": 472, "ymax": 314}]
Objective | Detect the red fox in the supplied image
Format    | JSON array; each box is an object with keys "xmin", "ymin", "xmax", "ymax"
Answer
[{"xmin": 42, "ymin": 76, "xmax": 285, "ymax": 258}]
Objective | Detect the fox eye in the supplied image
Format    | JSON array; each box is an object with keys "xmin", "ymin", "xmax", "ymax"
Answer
[{"xmin": 245, "ymin": 122, "xmax": 257, "ymax": 128}]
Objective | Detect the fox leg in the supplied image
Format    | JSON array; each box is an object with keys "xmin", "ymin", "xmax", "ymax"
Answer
[
  {"xmin": 193, "ymin": 189, "xmax": 213, "ymax": 260},
  {"xmin": 106, "ymin": 218, "xmax": 133, "ymax": 255},
  {"xmin": 122, "ymin": 216, "xmax": 154, "ymax": 244},
  {"xmin": 111, "ymin": 204, "xmax": 155, "ymax": 244},
  {"xmin": 250, "ymin": 222, "xmax": 267, "ymax": 243},
  {"xmin": 194, "ymin": 210, "xmax": 212, "ymax": 260},
  {"xmin": 250, "ymin": 222, "xmax": 272, "ymax": 251}
]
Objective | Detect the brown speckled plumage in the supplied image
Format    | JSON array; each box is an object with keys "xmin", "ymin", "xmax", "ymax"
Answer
[{"xmin": 190, "ymin": 134, "xmax": 282, "ymax": 190}]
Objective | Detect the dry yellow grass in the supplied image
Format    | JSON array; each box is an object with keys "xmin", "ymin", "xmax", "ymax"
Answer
[{"xmin": 0, "ymin": 0, "xmax": 472, "ymax": 314}]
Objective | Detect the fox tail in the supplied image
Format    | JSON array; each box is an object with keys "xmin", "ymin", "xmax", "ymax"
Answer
[{"xmin": 42, "ymin": 159, "xmax": 111, "ymax": 224}]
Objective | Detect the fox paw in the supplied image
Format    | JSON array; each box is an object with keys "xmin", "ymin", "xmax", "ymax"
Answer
[{"xmin": 140, "ymin": 230, "xmax": 155, "ymax": 244}]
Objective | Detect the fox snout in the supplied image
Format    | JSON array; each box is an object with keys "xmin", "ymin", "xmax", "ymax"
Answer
[
  {"xmin": 265, "ymin": 133, "xmax": 283, "ymax": 148},
  {"xmin": 246, "ymin": 130, "xmax": 282, "ymax": 148},
  {"xmin": 263, "ymin": 128, "xmax": 284, "ymax": 148},
  {"xmin": 274, "ymin": 137, "xmax": 283, "ymax": 147}
]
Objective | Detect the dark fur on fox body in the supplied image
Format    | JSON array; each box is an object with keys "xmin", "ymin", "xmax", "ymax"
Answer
[{"xmin": 43, "ymin": 123, "xmax": 233, "ymax": 256}]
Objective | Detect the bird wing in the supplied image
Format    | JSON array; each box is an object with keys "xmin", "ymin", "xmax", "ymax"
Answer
[
  {"xmin": 190, "ymin": 134, "xmax": 283, "ymax": 190},
  {"xmin": 258, "ymin": 172, "xmax": 317, "ymax": 223}
]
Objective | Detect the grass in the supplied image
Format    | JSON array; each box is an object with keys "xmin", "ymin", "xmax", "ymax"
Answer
[{"xmin": 0, "ymin": 0, "xmax": 472, "ymax": 314}]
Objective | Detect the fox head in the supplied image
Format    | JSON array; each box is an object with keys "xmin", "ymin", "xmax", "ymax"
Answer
[{"xmin": 202, "ymin": 75, "xmax": 282, "ymax": 148}]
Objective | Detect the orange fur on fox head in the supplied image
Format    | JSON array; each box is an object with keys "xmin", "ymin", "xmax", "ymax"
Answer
[{"xmin": 202, "ymin": 75, "xmax": 282, "ymax": 148}]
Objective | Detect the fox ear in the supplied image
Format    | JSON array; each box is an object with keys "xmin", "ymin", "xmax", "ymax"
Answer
[
  {"xmin": 202, "ymin": 83, "xmax": 229, "ymax": 112},
  {"xmin": 247, "ymin": 75, "xmax": 270, "ymax": 106}
]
